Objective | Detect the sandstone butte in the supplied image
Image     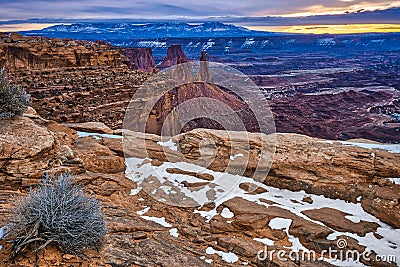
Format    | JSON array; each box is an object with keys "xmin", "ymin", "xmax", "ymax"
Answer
[
  {"xmin": 158, "ymin": 44, "xmax": 190, "ymax": 69},
  {"xmin": 0, "ymin": 110, "xmax": 399, "ymax": 267}
]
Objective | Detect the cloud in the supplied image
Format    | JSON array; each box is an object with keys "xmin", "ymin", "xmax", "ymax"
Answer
[
  {"xmin": 0, "ymin": 0, "xmax": 399, "ymax": 21},
  {"xmin": 238, "ymin": 0, "xmax": 400, "ymax": 17}
]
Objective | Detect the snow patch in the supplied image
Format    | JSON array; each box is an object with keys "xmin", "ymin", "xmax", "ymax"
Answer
[
  {"xmin": 345, "ymin": 215, "xmax": 362, "ymax": 223},
  {"xmin": 317, "ymin": 140, "xmax": 334, "ymax": 144},
  {"xmin": 0, "ymin": 227, "xmax": 4, "ymax": 251},
  {"xmin": 221, "ymin": 207, "xmax": 234, "ymax": 218},
  {"xmin": 318, "ymin": 38, "xmax": 336, "ymax": 46},
  {"xmin": 387, "ymin": 178, "xmax": 400, "ymax": 185},
  {"xmin": 77, "ymin": 131, "xmax": 122, "ymax": 139},
  {"xmin": 137, "ymin": 41, "xmax": 167, "ymax": 48},
  {"xmin": 169, "ymin": 228, "xmax": 179, "ymax": 237},
  {"xmin": 157, "ymin": 139, "xmax": 178, "ymax": 151},
  {"xmin": 202, "ymin": 41, "xmax": 215, "ymax": 50},
  {"xmin": 268, "ymin": 218, "xmax": 309, "ymax": 252},
  {"xmin": 136, "ymin": 206, "xmax": 150, "ymax": 215},
  {"xmin": 340, "ymin": 141, "xmax": 400, "ymax": 154},
  {"xmin": 206, "ymin": 247, "xmax": 238, "ymax": 263},
  {"xmin": 254, "ymin": 237, "xmax": 275, "ymax": 246},
  {"xmin": 269, "ymin": 218, "xmax": 292, "ymax": 230},
  {"xmin": 230, "ymin": 153, "xmax": 244, "ymax": 160},
  {"xmin": 140, "ymin": 216, "xmax": 172, "ymax": 227},
  {"xmin": 242, "ymin": 38, "xmax": 256, "ymax": 48},
  {"xmin": 130, "ymin": 188, "xmax": 141, "ymax": 196}
]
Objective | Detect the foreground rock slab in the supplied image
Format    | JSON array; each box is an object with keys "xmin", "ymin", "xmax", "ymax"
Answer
[{"xmin": 0, "ymin": 116, "xmax": 399, "ymax": 266}]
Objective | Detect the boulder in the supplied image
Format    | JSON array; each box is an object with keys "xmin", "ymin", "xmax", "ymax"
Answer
[
  {"xmin": 302, "ymin": 208, "xmax": 379, "ymax": 236},
  {"xmin": 63, "ymin": 122, "xmax": 113, "ymax": 134},
  {"xmin": 75, "ymin": 137, "xmax": 125, "ymax": 174}
]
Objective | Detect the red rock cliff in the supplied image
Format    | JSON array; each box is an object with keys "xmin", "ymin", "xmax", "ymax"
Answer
[
  {"xmin": 122, "ymin": 47, "xmax": 156, "ymax": 73},
  {"xmin": 0, "ymin": 33, "xmax": 126, "ymax": 70}
]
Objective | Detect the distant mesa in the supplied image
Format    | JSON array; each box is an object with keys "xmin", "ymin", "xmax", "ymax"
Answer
[{"xmin": 158, "ymin": 44, "xmax": 190, "ymax": 69}]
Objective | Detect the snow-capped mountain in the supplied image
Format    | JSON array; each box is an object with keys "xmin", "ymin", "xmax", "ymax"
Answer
[
  {"xmin": 21, "ymin": 22, "xmax": 275, "ymax": 39},
  {"xmin": 19, "ymin": 22, "xmax": 400, "ymax": 62}
]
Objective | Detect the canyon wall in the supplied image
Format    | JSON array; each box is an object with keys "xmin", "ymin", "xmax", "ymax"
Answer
[
  {"xmin": 122, "ymin": 47, "xmax": 157, "ymax": 72},
  {"xmin": 0, "ymin": 33, "xmax": 126, "ymax": 70},
  {"xmin": 158, "ymin": 44, "xmax": 190, "ymax": 68}
]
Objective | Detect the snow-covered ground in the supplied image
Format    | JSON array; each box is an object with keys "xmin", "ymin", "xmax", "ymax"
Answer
[
  {"xmin": 340, "ymin": 141, "xmax": 400, "ymax": 154},
  {"xmin": 206, "ymin": 246, "xmax": 239, "ymax": 263},
  {"xmin": 157, "ymin": 139, "xmax": 178, "ymax": 151},
  {"xmin": 0, "ymin": 227, "xmax": 4, "ymax": 251},
  {"xmin": 140, "ymin": 215, "xmax": 172, "ymax": 227},
  {"xmin": 125, "ymin": 156, "xmax": 400, "ymax": 266},
  {"xmin": 77, "ymin": 131, "xmax": 122, "ymax": 139},
  {"xmin": 387, "ymin": 178, "xmax": 400, "ymax": 185}
]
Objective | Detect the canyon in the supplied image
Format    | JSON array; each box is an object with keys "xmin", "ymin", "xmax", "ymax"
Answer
[
  {"xmin": 0, "ymin": 109, "xmax": 399, "ymax": 266},
  {"xmin": 0, "ymin": 30, "xmax": 399, "ymax": 266},
  {"xmin": 1, "ymin": 32, "xmax": 399, "ymax": 143}
]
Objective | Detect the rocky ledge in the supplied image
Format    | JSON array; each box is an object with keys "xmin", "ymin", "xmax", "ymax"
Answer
[{"xmin": 0, "ymin": 113, "xmax": 399, "ymax": 266}]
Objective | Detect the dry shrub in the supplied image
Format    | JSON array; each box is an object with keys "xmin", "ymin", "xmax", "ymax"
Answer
[
  {"xmin": 5, "ymin": 173, "xmax": 105, "ymax": 259},
  {"xmin": 0, "ymin": 69, "xmax": 30, "ymax": 119}
]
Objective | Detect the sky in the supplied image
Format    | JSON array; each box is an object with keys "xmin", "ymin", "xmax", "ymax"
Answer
[{"xmin": 0, "ymin": 0, "xmax": 400, "ymax": 21}]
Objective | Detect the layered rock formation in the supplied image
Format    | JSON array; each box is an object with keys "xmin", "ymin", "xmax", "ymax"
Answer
[
  {"xmin": 23, "ymin": 67, "xmax": 149, "ymax": 129},
  {"xmin": 122, "ymin": 47, "xmax": 157, "ymax": 73},
  {"xmin": 0, "ymin": 33, "xmax": 152, "ymax": 130},
  {"xmin": 158, "ymin": 44, "xmax": 190, "ymax": 68},
  {"xmin": 0, "ymin": 33, "xmax": 126, "ymax": 70},
  {"xmin": 179, "ymin": 129, "xmax": 400, "ymax": 228}
]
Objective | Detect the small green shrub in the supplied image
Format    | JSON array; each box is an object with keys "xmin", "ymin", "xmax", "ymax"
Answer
[
  {"xmin": 5, "ymin": 173, "xmax": 106, "ymax": 259},
  {"xmin": 0, "ymin": 69, "xmax": 30, "ymax": 119}
]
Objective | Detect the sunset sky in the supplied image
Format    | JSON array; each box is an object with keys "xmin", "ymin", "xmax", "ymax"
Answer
[
  {"xmin": 0, "ymin": 0, "xmax": 400, "ymax": 33},
  {"xmin": 0, "ymin": 0, "xmax": 399, "ymax": 20}
]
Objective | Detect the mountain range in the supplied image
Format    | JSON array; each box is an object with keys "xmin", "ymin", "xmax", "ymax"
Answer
[
  {"xmin": 21, "ymin": 22, "xmax": 277, "ymax": 39},
  {"xmin": 18, "ymin": 21, "xmax": 400, "ymax": 63}
]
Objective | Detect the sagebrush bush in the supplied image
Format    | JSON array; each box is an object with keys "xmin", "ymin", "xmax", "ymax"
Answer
[
  {"xmin": 0, "ymin": 69, "xmax": 30, "ymax": 119},
  {"xmin": 5, "ymin": 173, "xmax": 106, "ymax": 259}
]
